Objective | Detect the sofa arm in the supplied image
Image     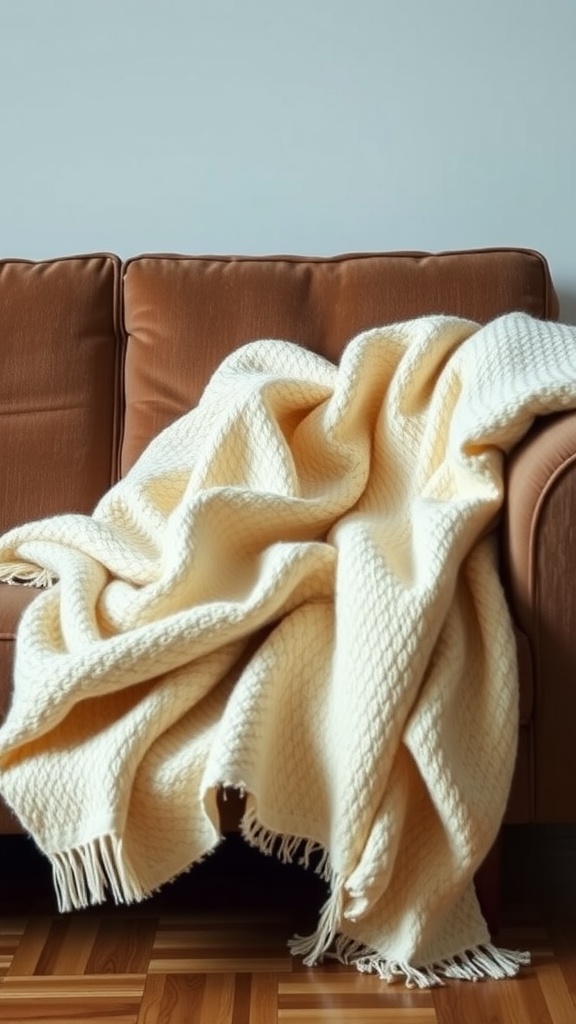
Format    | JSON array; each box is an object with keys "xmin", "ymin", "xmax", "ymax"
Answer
[{"xmin": 502, "ymin": 410, "xmax": 576, "ymax": 822}]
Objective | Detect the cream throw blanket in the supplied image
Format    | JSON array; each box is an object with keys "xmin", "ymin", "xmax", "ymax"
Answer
[{"xmin": 1, "ymin": 312, "xmax": 576, "ymax": 986}]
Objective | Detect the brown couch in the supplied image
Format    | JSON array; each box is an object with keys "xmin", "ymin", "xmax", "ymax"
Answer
[{"xmin": 0, "ymin": 248, "xmax": 573, "ymax": 859}]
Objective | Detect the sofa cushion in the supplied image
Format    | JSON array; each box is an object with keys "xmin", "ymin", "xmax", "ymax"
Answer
[
  {"xmin": 120, "ymin": 248, "xmax": 557, "ymax": 472},
  {"xmin": 0, "ymin": 254, "xmax": 124, "ymax": 534}
]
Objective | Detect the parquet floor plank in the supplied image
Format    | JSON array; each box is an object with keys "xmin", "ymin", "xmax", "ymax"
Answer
[
  {"xmin": 136, "ymin": 973, "xmax": 205, "ymax": 1024},
  {"xmin": 278, "ymin": 965, "xmax": 436, "ymax": 1019},
  {"xmin": 248, "ymin": 972, "xmax": 279, "ymax": 1023},
  {"xmin": 432, "ymin": 970, "xmax": 555, "ymax": 1024},
  {"xmin": 278, "ymin": 970, "xmax": 434, "ymax": 998},
  {"xmin": 230, "ymin": 973, "xmax": 253, "ymax": 1023},
  {"xmin": 0, "ymin": 974, "xmax": 146, "ymax": 1021},
  {"xmin": 277, "ymin": 1011, "xmax": 437, "ymax": 1022},
  {"xmin": 84, "ymin": 916, "xmax": 158, "ymax": 976},
  {"xmin": 33, "ymin": 914, "xmax": 101, "ymax": 976},
  {"xmin": 6, "ymin": 916, "xmax": 52, "ymax": 977},
  {"xmin": 537, "ymin": 962, "xmax": 576, "ymax": 1024},
  {"xmin": 198, "ymin": 972, "xmax": 236, "ymax": 1023}
]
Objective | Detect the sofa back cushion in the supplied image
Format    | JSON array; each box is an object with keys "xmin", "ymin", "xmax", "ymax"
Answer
[
  {"xmin": 121, "ymin": 248, "xmax": 558, "ymax": 472},
  {"xmin": 0, "ymin": 255, "xmax": 123, "ymax": 533}
]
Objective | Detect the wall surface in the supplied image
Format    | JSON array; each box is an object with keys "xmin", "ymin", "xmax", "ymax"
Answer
[{"xmin": 1, "ymin": 0, "xmax": 575, "ymax": 320}]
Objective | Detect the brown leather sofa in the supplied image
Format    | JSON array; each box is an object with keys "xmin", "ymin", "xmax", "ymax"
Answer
[{"xmin": 0, "ymin": 248, "xmax": 573, "ymax": 858}]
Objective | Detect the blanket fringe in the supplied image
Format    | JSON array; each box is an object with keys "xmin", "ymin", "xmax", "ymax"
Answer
[
  {"xmin": 291, "ymin": 928, "xmax": 530, "ymax": 988},
  {"xmin": 241, "ymin": 804, "xmax": 331, "ymax": 881},
  {"xmin": 50, "ymin": 834, "xmax": 149, "ymax": 912},
  {"xmin": 289, "ymin": 881, "xmax": 345, "ymax": 965},
  {"xmin": 324, "ymin": 934, "xmax": 530, "ymax": 988},
  {"xmin": 0, "ymin": 562, "xmax": 56, "ymax": 588}
]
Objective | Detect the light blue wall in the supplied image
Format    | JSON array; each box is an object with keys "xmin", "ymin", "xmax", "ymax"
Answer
[{"xmin": 2, "ymin": 0, "xmax": 575, "ymax": 319}]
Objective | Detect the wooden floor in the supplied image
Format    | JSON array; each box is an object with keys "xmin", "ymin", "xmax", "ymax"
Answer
[{"xmin": 1, "ymin": 829, "xmax": 575, "ymax": 1023}]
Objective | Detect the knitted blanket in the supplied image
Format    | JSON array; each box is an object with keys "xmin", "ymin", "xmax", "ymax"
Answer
[{"xmin": 1, "ymin": 312, "xmax": 576, "ymax": 987}]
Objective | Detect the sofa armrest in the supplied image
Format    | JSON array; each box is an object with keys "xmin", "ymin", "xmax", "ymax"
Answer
[{"xmin": 503, "ymin": 410, "xmax": 576, "ymax": 821}]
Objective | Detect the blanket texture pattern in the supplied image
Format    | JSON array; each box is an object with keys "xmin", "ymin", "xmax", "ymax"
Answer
[{"xmin": 1, "ymin": 312, "xmax": 576, "ymax": 986}]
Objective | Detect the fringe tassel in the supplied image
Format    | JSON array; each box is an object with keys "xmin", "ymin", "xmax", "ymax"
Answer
[
  {"xmin": 240, "ymin": 805, "xmax": 331, "ymax": 880},
  {"xmin": 328, "ymin": 933, "xmax": 531, "ymax": 988},
  {"xmin": 288, "ymin": 880, "xmax": 344, "ymax": 965},
  {"xmin": 0, "ymin": 563, "xmax": 56, "ymax": 588},
  {"xmin": 50, "ymin": 834, "xmax": 149, "ymax": 912}
]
